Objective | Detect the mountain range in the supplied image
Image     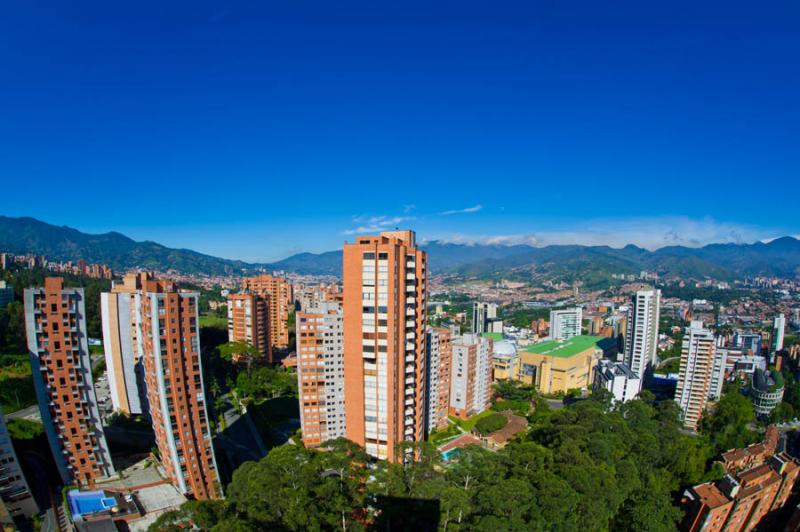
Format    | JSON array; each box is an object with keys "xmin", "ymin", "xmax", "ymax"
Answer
[{"xmin": 2, "ymin": 215, "xmax": 799, "ymax": 281}]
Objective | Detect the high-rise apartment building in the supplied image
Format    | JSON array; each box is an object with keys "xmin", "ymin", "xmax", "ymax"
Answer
[
  {"xmin": 295, "ymin": 283, "xmax": 342, "ymax": 312},
  {"xmin": 100, "ymin": 272, "xmax": 151, "ymax": 416},
  {"xmin": 623, "ymin": 288, "xmax": 661, "ymax": 384},
  {"xmin": 240, "ymin": 274, "xmax": 293, "ymax": 350},
  {"xmin": 0, "ymin": 405, "xmax": 39, "ymax": 521},
  {"xmin": 675, "ymin": 321, "xmax": 717, "ymax": 430},
  {"xmin": 342, "ymin": 230, "xmax": 427, "ymax": 462},
  {"xmin": 425, "ymin": 327, "xmax": 452, "ymax": 433},
  {"xmin": 549, "ymin": 308, "xmax": 583, "ymax": 341},
  {"xmin": 471, "ymin": 302, "xmax": 497, "ymax": 334},
  {"xmin": 227, "ymin": 293, "xmax": 271, "ymax": 361},
  {"xmin": 449, "ymin": 334, "xmax": 493, "ymax": 420},
  {"xmin": 772, "ymin": 313, "xmax": 786, "ymax": 352},
  {"xmin": 139, "ymin": 278, "xmax": 221, "ymax": 500},
  {"xmin": 24, "ymin": 277, "xmax": 115, "ymax": 485},
  {"xmin": 296, "ymin": 302, "xmax": 346, "ymax": 447}
]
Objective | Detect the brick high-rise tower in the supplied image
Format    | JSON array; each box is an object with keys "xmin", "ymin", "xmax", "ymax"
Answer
[
  {"xmin": 343, "ymin": 230, "xmax": 427, "ymax": 462},
  {"xmin": 140, "ymin": 278, "xmax": 221, "ymax": 499},
  {"xmin": 227, "ymin": 292, "xmax": 271, "ymax": 361},
  {"xmin": 240, "ymin": 274, "xmax": 293, "ymax": 351},
  {"xmin": 296, "ymin": 301, "xmax": 346, "ymax": 448},
  {"xmin": 24, "ymin": 277, "xmax": 115, "ymax": 486},
  {"xmin": 425, "ymin": 327, "xmax": 452, "ymax": 433}
]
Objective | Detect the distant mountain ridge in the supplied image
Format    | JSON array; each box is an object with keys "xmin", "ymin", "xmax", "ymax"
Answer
[{"xmin": 1, "ymin": 215, "xmax": 799, "ymax": 280}]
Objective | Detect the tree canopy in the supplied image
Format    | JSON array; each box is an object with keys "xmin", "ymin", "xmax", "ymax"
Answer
[{"xmin": 152, "ymin": 393, "xmax": 714, "ymax": 531}]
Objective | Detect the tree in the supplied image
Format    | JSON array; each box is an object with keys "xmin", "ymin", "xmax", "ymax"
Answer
[
  {"xmin": 154, "ymin": 390, "xmax": 716, "ymax": 531},
  {"xmin": 699, "ymin": 390, "xmax": 757, "ymax": 453},
  {"xmin": 474, "ymin": 413, "xmax": 508, "ymax": 435}
]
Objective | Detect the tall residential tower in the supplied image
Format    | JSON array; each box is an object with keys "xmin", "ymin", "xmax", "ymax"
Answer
[
  {"xmin": 623, "ymin": 288, "xmax": 661, "ymax": 385},
  {"xmin": 425, "ymin": 327, "xmax": 452, "ymax": 433},
  {"xmin": 296, "ymin": 301, "xmax": 346, "ymax": 447},
  {"xmin": 140, "ymin": 278, "xmax": 221, "ymax": 499},
  {"xmin": 240, "ymin": 274, "xmax": 293, "ymax": 351},
  {"xmin": 100, "ymin": 272, "xmax": 151, "ymax": 416},
  {"xmin": 675, "ymin": 321, "xmax": 717, "ymax": 430},
  {"xmin": 227, "ymin": 292, "xmax": 271, "ymax": 361},
  {"xmin": 24, "ymin": 277, "xmax": 115, "ymax": 485},
  {"xmin": 342, "ymin": 230, "xmax": 427, "ymax": 462}
]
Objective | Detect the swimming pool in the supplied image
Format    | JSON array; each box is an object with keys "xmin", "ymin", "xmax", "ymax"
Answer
[
  {"xmin": 441, "ymin": 448, "xmax": 463, "ymax": 462},
  {"xmin": 67, "ymin": 490, "xmax": 117, "ymax": 518}
]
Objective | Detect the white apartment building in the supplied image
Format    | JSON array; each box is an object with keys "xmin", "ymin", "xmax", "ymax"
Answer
[
  {"xmin": 675, "ymin": 321, "xmax": 717, "ymax": 430},
  {"xmin": 450, "ymin": 334, "xmax": 493, "ymax": 419},
  {"xmin": 549, "ymin": 308, "xmax": 583, "ymax": 341},
  {"xmin": 624, "ymin": 288, "xmax": 661, "ymax": 385}
]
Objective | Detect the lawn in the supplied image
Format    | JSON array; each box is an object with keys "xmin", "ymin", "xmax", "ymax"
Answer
[
  {"xmin": 0, "ymin": 354, "xmax": 36, "ymax": 413},
  {"xmin": 449, "ymin": 409, "xmax": 497, "ymax": 432},
  {"xmin": 200, "ymin": 314, "xmax": 228, "ymax": 330},
  {"xmin": 428, "ymin": 424, "xmax": 461, "ymax": 445}
]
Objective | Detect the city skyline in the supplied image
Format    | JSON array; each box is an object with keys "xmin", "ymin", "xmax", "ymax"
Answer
[{"xmin": 2, "ymin": 2, "xmax": 799, "ymax": 261}]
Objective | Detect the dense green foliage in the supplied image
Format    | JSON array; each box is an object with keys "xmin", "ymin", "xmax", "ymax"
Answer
[
  {"xmin": 0, "ymin": 353, "xmax": 35, "ymax": 413},
  {"xmin": 6, "ymin": 418, "xmax": 44, "ymax": 440},
  {"xmin": 236, "ymin": 366, "xmax": 297, "ymax": 403},
  {"xmin": 501, "ymin": 305, "xmax": 553, "ymax": 329},
  {"xmin": 474, "ymin": 413, "xmax": 508, "ymax": 435},
  {"xmin": 154, "ymin": 394, "xmax": 714, "ymax": 531},
  {"xmin": 772, "ymin": 370, "xmax": 800, "ymax": 423},
  {"xmin": 698, "ymin": 389, "xmax": 757, "ymax": 454}
]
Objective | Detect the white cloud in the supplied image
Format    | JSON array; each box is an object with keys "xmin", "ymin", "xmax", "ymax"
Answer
[
  {"xmin": 440, "ymin": 204, "xmax": 483, "ymax": 216},
  {"xmin": 427, "ymin": 216, "xmax": 788, "ymax": 250},
  {"xmin": 342, "ymin": 214, "xmax": 416, "ymax": 235}
]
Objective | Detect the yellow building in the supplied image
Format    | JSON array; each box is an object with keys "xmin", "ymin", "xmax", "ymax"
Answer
[{"xmin": 514, "ymin": 335, "xmax": 602, "ymax": 395}]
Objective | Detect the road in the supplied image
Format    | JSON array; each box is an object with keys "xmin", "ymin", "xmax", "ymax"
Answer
[
  {"xmin": 8, "ymin": 354, "xmax": 110, "ymax": 424},
  {"xmin": 6, "ymin": 404, "xmax": 41, "ymax": 422}
]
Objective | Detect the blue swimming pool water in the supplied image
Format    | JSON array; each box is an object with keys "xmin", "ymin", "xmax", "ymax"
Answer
[
  {"xmin": 441, "ymin": 448, "xmax": 463, "ymax": 462},
  {"xmin": 67, "ymin": 490, "xmax": 111, "ymax": 517}
]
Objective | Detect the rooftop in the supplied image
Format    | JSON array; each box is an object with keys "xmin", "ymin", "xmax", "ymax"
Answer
[
  {"xmin": 692, "ymin": 483, "xmax": 731, "ymax": 509},
  {"xmin": 525, "ymin": 335, "xmax": 603, "ymax": 358}
]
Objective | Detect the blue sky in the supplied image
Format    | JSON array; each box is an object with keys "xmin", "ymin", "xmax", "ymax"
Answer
[{"xmin": 1, "ymin": 1, "xmax": 798, "ymax": 262}]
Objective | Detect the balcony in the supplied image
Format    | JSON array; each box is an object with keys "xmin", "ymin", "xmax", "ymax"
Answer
[{"xmin": 405, "ymin": 377, "xmax": 414, "ymax": 385}]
